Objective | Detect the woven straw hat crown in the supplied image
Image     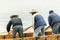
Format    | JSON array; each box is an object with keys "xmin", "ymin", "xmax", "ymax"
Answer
[
  {"xmin": 10, "ymin": 13, "xmax": 18, "ymax": 18},
  {"xmin": 30, "ymin": 9, "xmax": 38, "ymax": 13}
]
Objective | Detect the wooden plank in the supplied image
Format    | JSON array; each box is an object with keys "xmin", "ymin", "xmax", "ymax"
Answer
[
  {"xmin": 24, "ymin": 33, "xmax": 33, "ymax": 37},
  {"xmin": 0, "ymin": 35, "xmax": 5, "ymax": 39},
  {"xmin": 47, "ymin": 35, "xmax": 57, "ymax": 40},
  {"xmin": 45, "ymin": 31, "xmax": 52, "ymax": 35},
  {"xmin": 5, "ymin": 33, "xmax": 12, "ymax": 39},
  {"xmin": 37, "ymin": 36, "xmax": 47, "ymax": 40},
  {"xmin": 5, "ymin": 38, "xmax": 21, "ymax": 40}
]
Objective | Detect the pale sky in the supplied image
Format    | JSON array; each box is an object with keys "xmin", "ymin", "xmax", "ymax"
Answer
[{"xmin": 0, "ymin": 0, "xmax": 60, "ymax": 33}]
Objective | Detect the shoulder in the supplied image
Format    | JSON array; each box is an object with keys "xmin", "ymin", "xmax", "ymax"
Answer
[
  {"xmin": 34, "ymin": 14, "xmax": 42, "ymax": 19},
  {"xmin": 18, "ymin": 18, "xmax": 22, "ymax": 20}
]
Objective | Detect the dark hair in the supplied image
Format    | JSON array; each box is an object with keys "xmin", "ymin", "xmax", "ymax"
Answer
[{"xmin": 49, "ymin": 10, "xmax": 54, "ymax": 14}]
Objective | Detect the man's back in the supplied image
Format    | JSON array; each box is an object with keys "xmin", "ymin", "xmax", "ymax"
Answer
[
  {"xmin": 11, "ymin": 17, "xmax": 22, "ymax": 26},
  {"xmin": 7, "ymin": 15, "xmax": 23, "ymax": 38},
  {"xmin": 34, "ymin": 14, "xmax": 46, "ymax": 29},
  {"xmin": 48, "ymin": 13, "xmax": 60, "ymax": 26},
  {"xmin": 7, "ymin": 17, "xmax": 23, "ymax": 32}
]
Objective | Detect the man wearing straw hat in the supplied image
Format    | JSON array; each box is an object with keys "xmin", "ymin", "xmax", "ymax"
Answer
[
  {"xmin": 6, "ymin": 14, "xmax": 23, "ymax": 39},
  {"xmin": 30, "ymin": 9, "xmax": 46, "ymax": 37}
]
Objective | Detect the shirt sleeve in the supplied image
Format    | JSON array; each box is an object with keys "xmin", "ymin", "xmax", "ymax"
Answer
[
  {"xmin": 48, "ymin": 16, "xmax": 52, "ymax": 26},
  {"xmin": 6, "ymin": 20, "xmax": 12, "ymax": 32},
  {"xmin": 20, "ymin": 19, "xmax": 23, "ymax": 26}
]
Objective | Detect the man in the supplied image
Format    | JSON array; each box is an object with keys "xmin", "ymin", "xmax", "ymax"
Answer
[
  {"xmin": 30, "ymin": 9, "xmax": 46, "ymax": 37},
  {"xmin": 6, "ymin": 14, "xmax": 23, "ymax": 39},
  {"xmin": 48, "ymin": 10, "xmax": 60, "ymax": 34}
]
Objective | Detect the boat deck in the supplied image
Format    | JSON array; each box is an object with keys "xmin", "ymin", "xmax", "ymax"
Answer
[{"xmin": 0, "ymin": 31, "xmax": 60, "ymax": 40}]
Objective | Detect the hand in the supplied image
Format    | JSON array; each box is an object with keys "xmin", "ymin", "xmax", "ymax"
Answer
[{"xmin": 8, "ymin": 32, "xmax": 10, "ymax": 34}]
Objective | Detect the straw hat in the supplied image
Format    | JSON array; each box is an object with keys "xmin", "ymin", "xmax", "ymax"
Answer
[
  {"xmin": 10, "ymin": 13, "xmax": 18, "ymax": 18},
  {"xmin": 29, "ymin": 9, "xmax": 38, "ymax": 14}
]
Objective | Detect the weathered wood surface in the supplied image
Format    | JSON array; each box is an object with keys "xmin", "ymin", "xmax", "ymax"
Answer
[{"xmin": 0, "ymin": 32, "xmax": 60, "ymax": 40}]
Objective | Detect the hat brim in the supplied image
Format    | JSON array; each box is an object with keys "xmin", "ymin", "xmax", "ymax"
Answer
[
  {"xmin": 29, "ymin": 11, "xmax": 37, "ymax": 14},
  {"xmin": 10, "ymin": 15, "xmax": 18, "ymax": 18}
]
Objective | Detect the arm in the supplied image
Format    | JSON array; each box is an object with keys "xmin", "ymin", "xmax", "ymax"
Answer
[
  {"xmin": 20, "ymin": 19, "xmax": 23, "ymax": 26},
  {"xmin": 6, "ymin": 20, "xmax": 12, "ymax": 32},
  {"xmin": 48, "ymin": 16, "xmax": 52, "ymax": 26}
]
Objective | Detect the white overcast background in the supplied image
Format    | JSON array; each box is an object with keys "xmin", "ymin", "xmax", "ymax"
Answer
[{"xmin": 0, "ymin": 0, "xmax": 60, "ymax": 33}]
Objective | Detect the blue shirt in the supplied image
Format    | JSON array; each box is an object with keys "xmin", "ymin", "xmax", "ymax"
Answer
[
  {"xmin": 34, "ymin": 14, "xmax": 46, "ymax": 29},
  {"xmin": 48, "ymin": 13, "xmax": 60, "ymax": 27}
]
